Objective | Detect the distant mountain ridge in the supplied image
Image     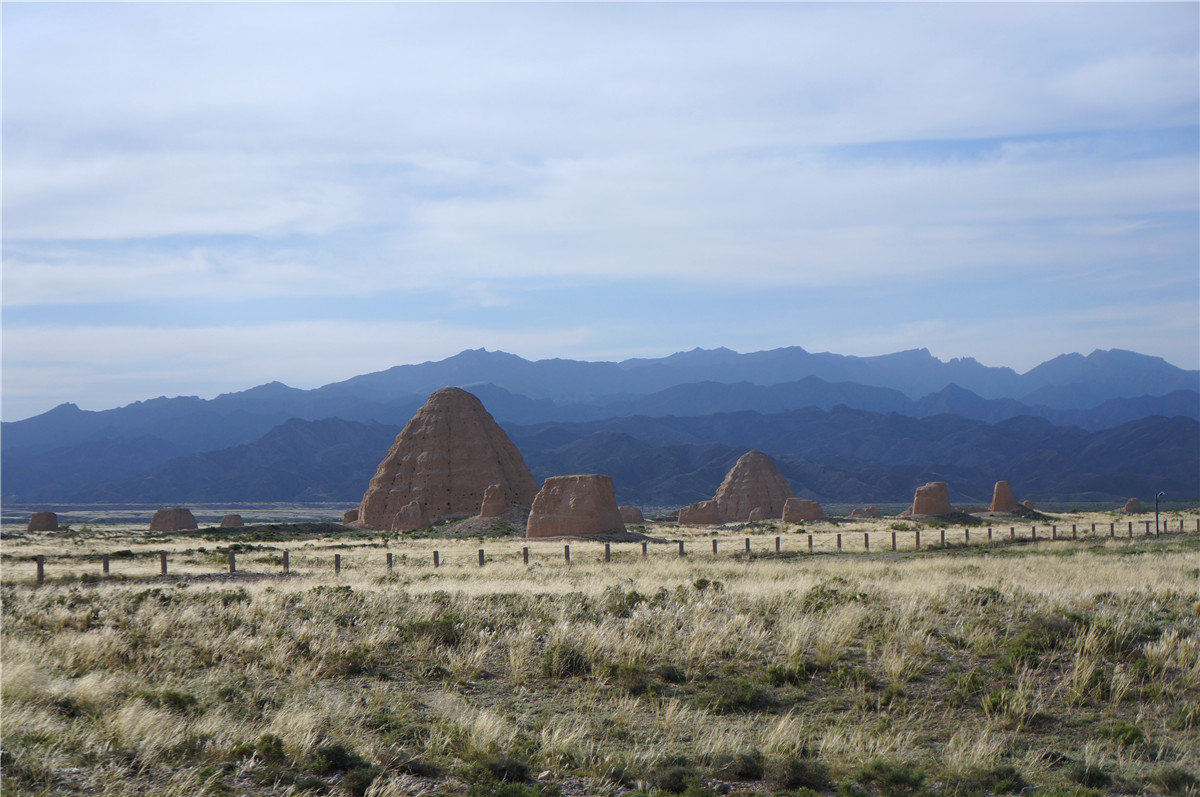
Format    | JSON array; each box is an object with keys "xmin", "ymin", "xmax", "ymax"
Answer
[
  {"xmin": 3, "ymin": 345, "xmax": 1197, "ymax": 504},
  {"xmin": 29, "ymin": 410, "xmax": 1197, "ymax": 506}
]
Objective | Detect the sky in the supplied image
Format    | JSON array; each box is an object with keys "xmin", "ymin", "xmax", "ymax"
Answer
[{"xmin": 3, "ymin": 2, "xmax": 1198, "ymax": 422}]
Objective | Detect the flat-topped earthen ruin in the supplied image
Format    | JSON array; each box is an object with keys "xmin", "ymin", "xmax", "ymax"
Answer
[
  {"xmin": 910, "ymin": 482, "xmax": 953, "ymax": 516},
  {"xmin": 782, "ymin": 497, "xmax": 825, "ymax": 522},
  {"xmin": 149, "ymin": 508, "xmax": 198, "ymax": 532},
  {"xmin": 27, "ymin": 511, "xmax": 59, "ymax": 532},
  {"xmin": 526, "ymin": 474, "xmax": 626, "ymax": 538}
]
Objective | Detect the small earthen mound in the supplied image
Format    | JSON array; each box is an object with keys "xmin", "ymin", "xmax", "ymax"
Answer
[
  {"xmin": 343, "ymin": 509, "xmax": 359, "ymax": 525},
  {"xmin": 149, "ymin": 508, "xmax": 198, "ymax": 532},
  {"xmin": 911, "ymin": 482, "xmax": 953, "ymax": 516},
  {"xmin": 1121, "ymin": 497, "xmax": 1143, "ymax": 514},
  {"xmin": 849, "ymin": 505, "xmax": 880, "ymax": 519},
  {"xmin": 1023, "ymin": 500, "xmax": 1035, "ymax": 510},
  {"xmin": 526, "ymin": 474, "xmax": 626, "ymax": 539},
  {"xmin": 679, "ymin": 500, "xmax": 720, "ymax": 526},
  {"xmin": 783, "ymin": 497, "xmax": 825, "ymax": 522},
  {"xmin": 714, "ymin": 450, "xmax": 794, "ymax": 521},
  {"xmin": 990, "ymin": 481, "xmax": 1018, "ymax": 513},
  {"xmin": 747, "ymin": 507, "xmax": 765, "ymax": 522},
  {"xmin": 619, "ymin": 506, "xmax": 645, "ymax": 525},
  {"xmin": 27, "ymin": 511, "xmax": 59, "ymax": 532},
  {"xmin": 395, "ymin": 500, "xmax": 430, "ymax": 531},
  {"xmin": 220, "ymin": 514, "xmax": 244, "ymax": 528},
  {"xmin": 479, "ymin": 484, "xmax": 508, "ymax": 519}
]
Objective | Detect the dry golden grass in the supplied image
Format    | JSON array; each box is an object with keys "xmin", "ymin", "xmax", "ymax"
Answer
[{"xmin": 2, "ymin": 511, "xmax": 1198, "ymax": 796}]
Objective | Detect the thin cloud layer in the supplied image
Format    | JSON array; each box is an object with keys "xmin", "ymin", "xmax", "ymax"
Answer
[{"xmin": 3, "ymin": 3, "xmax": 1197, "ymax": 420}]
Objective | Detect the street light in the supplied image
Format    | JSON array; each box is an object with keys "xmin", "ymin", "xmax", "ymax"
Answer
[{"xmin": 1155, "ymin": 491, "xmax": 1165, "ymax": 535}]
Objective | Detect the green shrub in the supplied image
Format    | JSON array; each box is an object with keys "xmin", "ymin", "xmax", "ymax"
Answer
[
  {"xmin": 948, "ymin": 764, "xmax": 1026, "ymax": 796},
  {"xmin": 708, "ymin": 751, "xmax": 763, "ymax": 781},
  {"xmin": 828, "ymin": 665, "xmax": 876, "ymax": 690},
  {"xmin": 341, "ymin": 765, "xmax": 381, "ymax": 797},
  {"xmin": 1150, "ymin": 765, "xmax": 1198, "ymax": 796},
  {"xmin": 767, "ymin": 756, "xmax": 830, "ymax": 790},
  {"xmin": 1068, "ymin": 762, "xmax": 1111, "ymax": 789},
  {"xmin": 475, "ymin": 754, "xmax": 530, "ymax": 783},
  {"xmin": 542, "ymin": 644, "xmax": 590, "ymax": 678},
  {"xmin": 849, "ymin": 757, "xmax": 925, "ymax": 796},
  {"xmin": 654, "ymin": 663, "xmax": 687, "ymax": 684},
  {"xmin": 766, "ymin": 662, "xmax": 814, "ymax": 686},
  {"xmin": 306, "ymin": 743, "xmax": 368, "ymax": 775},
  {"xmin": 1096, "ymin": 721, "xmax": 1143, "ymax": 748},
  {"xmin": 692, "ymin": 677, "xmax": 776, "ymax": 714},
  {"xmin": 653, "ymin": 763, "xmax": 700, "ymax": 793}
]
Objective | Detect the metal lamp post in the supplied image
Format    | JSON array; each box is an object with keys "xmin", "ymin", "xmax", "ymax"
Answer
[{"xmin": 1155, "ymin": 491, "xmax": 1165, "ymax": 534}]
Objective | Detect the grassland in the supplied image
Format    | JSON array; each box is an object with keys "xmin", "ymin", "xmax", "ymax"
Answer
[{"xmin": 2, "ymin": 511, "xmax": 1198, "ymax": 797}]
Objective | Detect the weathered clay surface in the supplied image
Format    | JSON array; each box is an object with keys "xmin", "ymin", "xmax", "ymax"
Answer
[
  {"xmin": 149, "ymin": 508, "xmax": 198, "ymax": 532},
  {"xmin": 679, "ymin": 500, "xmax": 720, "ymax": 526},
  {"xmin": 27, "ymin": 511, "xmax": 59, "ymax": 532},
  {"xmin": 479, "ymin": 484, "xmax": 507, "ymax": 518},
  {"xmin": 713, "ymin": 450, "xmax": 794, "ymax": 521},
  {"xmin": 782, "ymin": 497, "xmax": 825, "ymax": 522},
  {"xmin": 849, "ymin": 505, "xmax": 880, "ymax": 519},
  {"xmin": 526, "ymin": 474, "xmax": 626, "ymax": 538},
  {"xmin": 357, "ymin": 387, "xmax": 540, "ymax": 531},
  {"xmin": 619, "ymin": 505, "xmax": 644, "ymax": 524},
  {"xmin": 747, "ymin": 507, "xmax": 765, "ymax": 522},
  {"xmin": 990, "ymin": 481, "xmax": 1018, "ymax": 513},
  {"xmin": 395, "ymin": 501, "xmax": 430, "ymax": 531},
  {"xmin": 911, "ymin": 482, "xmax": 952, "ymax": 516},
  {"xmin": 343, "ymin": 509, "xmax": 360, "ymax": 525},
  {"xmin": 219, "ymin": 514, "xmax": 244, "ymax": 528},
  {"xmin": 1121, "ymin": 497, "xmax": 1143, "ymax": 514}
]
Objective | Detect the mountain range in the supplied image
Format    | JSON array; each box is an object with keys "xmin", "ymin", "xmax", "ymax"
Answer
[{"xmin": 4, "ymin": 346, "xmax": 1197, "ymax": 506}]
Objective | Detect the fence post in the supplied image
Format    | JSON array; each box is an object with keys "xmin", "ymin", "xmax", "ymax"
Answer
[
  {"xmin": 915, "ymin": 530, "xmax": 920, "ymax": 550},
  {"xmin": 964, "ymin": 528, "xmax": 970, "ymax": 544},
  {"xmin": 160, "ymin": 552, "xmax": 168, "ymax": 575},
  {"xmin": 987, "ymin": 526, "xmax": 993, "ymax": 541},
  {"xmin": 478, "ymin": 549, "xmax": 485, "ymax": 567},
  {"xmin": 891, "ymin": 531, "xmax": 897, "ymax": 551},
  {"xmin": 775, "ymin": 536, "xmax": 781, "ymax": 554},
  {"xmin": 1109, "ymin": 523, "xmax": 1114, "ymax": 537},
  {"xmin": 523, "ymin": 546, "xmax": 530, "ymax": 565},
  {"xmin": 939, "ymin": 529, "xmax": 946, "ymax": 547},
  {"xmin": 564, "ymin": 545, "xmax": 571, "ymax": 565},
  {"xmin": 712, "ymin": 539, "xmax": 718, "ymax": 556},
  {"xmin": 1052, "ymin": 525, "xmax": 1057, "ymax": 540},
  {"xmin": 433, "ymin": 551, "xmax": 440, "ymax": 568},
  {"xmin": 1010, "ymin": 526, "xmax": 1015, "ymax": 540},
  {"xmin": 228, "ymin": 551, "xmax": 236, "ymax": 574},
  {"xmin": 678, "ymin": 540, "xmax": 685, "ymax": 557},
  {"xmin": 1031, "ymin": 526, "xmax": 1037, "ymax": 541},
  {"xmin": 604, "ymin": 543, "xmax": 611, "ymax": 563},
  {"xmin": 808, "ymin": 534, "xmax": 813, "ymax": 553},
  {"xmin": 642, "ymin": 541, "xmax": 648, "ymax": 557},
  {"xmin": 334, "ymin": 554, "xmax": 341, "ymax": 575},
  {"xmin": 863, "ymin": 532, "xmax": 869, "ymax": 552},
  {"xmin": 1144, "ymin": 520, "xmax": 1152, "ymax": 536},
  {"xmin": 1072, "ymin": 524, "xmax": 1077, "ymax": 539},
  {"xmin": 387, "ymin": 552, "xmax": 393, "ymax": 572},
  {"xmin": 745, "ymin": 537, "xmax": 751, "ymax": 554},
  {"xmin": 836, "ymin": 533, "xmax": 842, "ymax": 551},
  {"xmin": 283, "ymin": 550, "xmax": 290, "ymax": 574},
  {"xmin": 35, "ymin": 555, "xmax": 45, "ymax": 585},
  {"xmin": 1128, "ymin": 521, "xmax": 1133, "ymax": 537},
  {"xmin": 102, "ymin": 553, "xmax": 110, "ymax": 575}
]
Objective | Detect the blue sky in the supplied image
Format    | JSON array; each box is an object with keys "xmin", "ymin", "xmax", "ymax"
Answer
[{"xmin": 3, "ymin": 2, "xmax": 1197, "ymax": 421}]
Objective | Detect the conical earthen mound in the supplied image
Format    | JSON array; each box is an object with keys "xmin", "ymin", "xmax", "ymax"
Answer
[
  {"xmin": 713, "ymin": 450, "xmax": 795, "ymax": 522},
  {"xmin": 357, "ymin": 387, "xmax": 540, "ymax": 531}
]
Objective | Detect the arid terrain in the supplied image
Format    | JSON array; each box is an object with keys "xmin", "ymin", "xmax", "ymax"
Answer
[{"xmin": 2, "ymin": 509, "xmax": 1198, "ymax": 797}]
